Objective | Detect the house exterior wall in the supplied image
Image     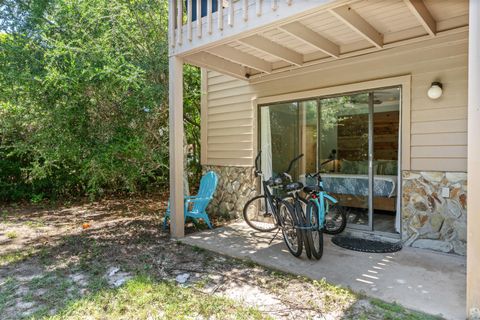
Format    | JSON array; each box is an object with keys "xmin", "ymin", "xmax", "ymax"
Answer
[{"xmin": 200, "ymin": 31, "xmax": 468, "ymax": 254}]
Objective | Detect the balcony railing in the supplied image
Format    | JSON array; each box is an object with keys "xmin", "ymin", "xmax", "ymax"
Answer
[{"xmin": 169, "ymin": 0, "xmax": 315, "ymax": 55}]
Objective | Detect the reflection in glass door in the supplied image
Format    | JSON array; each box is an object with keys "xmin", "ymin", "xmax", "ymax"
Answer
[
  {"xmin": 259, "ymin": 102, "xmax": 299, "ymax": 182},
  {"xmin": 319, "ymin": 93, "xmax": 371, "ymax": 229},
  {"xmin": 317, "ymin": 88, "xmax": 400, "ymax": 232},
  {"xmin": 372, "ymin": 88, "xmax": 400, "ymax": 233}
]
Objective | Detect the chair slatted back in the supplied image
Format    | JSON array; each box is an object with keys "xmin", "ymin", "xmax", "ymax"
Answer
[{"xmin": 192, "ymin": 171, "xmax": 218, "ymax": 213}]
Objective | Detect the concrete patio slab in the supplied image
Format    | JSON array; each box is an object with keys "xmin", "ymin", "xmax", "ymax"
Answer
[{"xmin": 180, "ymin": 221, "xmax": 466, "ymax": 320}]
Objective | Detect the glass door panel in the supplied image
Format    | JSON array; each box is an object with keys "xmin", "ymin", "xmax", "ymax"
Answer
[
  {"xmin": 299, "ymin": 100, "xmax": 318, "ymax": 179},
  {"xmin": 372, "ymin": 88, "xmax": 400, "ymax": 233},
  {"xmin": 259, "ymin": 102, "xmax": 299, "ymax": 181},
  {"xmin": 319, "ymin": 93, "xmax": 371, "ymax": 229}
]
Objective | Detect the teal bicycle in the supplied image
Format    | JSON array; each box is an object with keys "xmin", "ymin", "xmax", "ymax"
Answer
[{"xmin": 300, "ymin": 160, "xmax": 347, "ymax": 259}]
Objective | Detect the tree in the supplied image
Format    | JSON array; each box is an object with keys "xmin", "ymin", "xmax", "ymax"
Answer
[{"xmin": 0, "ymin": 0, "xmax": 201, "ymax": 201}]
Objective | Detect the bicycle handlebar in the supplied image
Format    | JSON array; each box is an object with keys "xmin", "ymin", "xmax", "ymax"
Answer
[
  {"xmin": 286, "ymin": 154, "xmax": 304, "ymax": 173},
  {"xmin": 306, "ymin": 158, "xmax": 335, "ymax": 179},
  {"xmin": 254, "ymin": 151, "xmax": 262, "ymax": 177}
]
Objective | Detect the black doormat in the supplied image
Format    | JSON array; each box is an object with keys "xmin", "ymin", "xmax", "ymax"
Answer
[{"xmin": 331, "ymin": 235, "xmax": 402, "ymax": 253}]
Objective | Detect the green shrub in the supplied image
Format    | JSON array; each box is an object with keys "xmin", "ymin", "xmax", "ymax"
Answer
[{"xmin": 0, "ymin": 0, "xmax": 201, "ymax": 201}]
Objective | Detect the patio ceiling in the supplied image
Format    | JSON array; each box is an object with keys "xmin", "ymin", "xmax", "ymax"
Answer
[{"xmin": 183, "ymin": 0, "xmax": 469, "ymax": 81}]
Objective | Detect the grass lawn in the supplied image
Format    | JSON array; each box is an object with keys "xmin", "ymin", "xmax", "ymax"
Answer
[
  {"xmin": 48, "ymin": 276, "xmax": 266, "ymax": 320},
  {"xmin": 0, "ymin": 198, "xmax": 443, "ymax": 319}
]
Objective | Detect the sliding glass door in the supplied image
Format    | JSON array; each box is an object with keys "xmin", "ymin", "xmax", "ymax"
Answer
[
  {"xmin": 259, "ymin": 87, "xmax": 400, "ymax": 234},
  {"xmin": 319, "ymin": 93, "xmax": 371, "ymax": 229}
]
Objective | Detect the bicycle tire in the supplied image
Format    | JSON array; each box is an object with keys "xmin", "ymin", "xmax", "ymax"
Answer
[
  {"xmin": 303, "ymin": 194, "xmax": 347, "ymax": 235},
  {"xmin": 278, "ymin": 201, "xmax": 303, "ymax": 257},
  {"xmin": 295, "ymin": 198, "xmax": 312, "ymax": 259},
  {"xmin": 243, "ymin": 195, "xmax": 278, "ymax": 232},
  {"xmin": 323, "ymin": 202, "xmax": 347, "ymax": 235},
  {"xmin": 306, "ymin": 201, "xmax": 324, "ymax": 260}
]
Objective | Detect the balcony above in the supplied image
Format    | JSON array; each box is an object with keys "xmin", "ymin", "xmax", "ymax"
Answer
[{"xmin": 169, "ymin": 0, "xmax": 469, "ymax": 81}]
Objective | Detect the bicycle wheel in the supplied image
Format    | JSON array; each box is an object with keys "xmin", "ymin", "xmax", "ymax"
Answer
[
  {"xmin": 295, "ymin": 199, "xmax": 312, "ymax": 259},
  {"xmin": 278, "ymin": 201, "xmax": 303, "ymax": 257},
  {"xmin": 243, "ymin": 195, "xmax": 277, "ymax": 232},
  {"xmin": 324, "ymin": 201, "xmax": 347, "ymax": 235},
  {"xmin": 306, "ymin": 201, "xmax": 323, "ymax": 260}
]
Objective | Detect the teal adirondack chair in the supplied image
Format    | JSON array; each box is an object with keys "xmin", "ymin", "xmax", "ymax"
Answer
[{"xmin": 163, "ymin": 171, "xmax": 218, "ymax": 229}]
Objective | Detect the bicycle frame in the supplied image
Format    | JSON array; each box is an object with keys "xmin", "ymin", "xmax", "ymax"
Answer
[
  {"xmin": 261, "ymin": 179, "xmax": 282, "ymax": 226},
  {"xmin": 309, "ymin": 179, "xmax": 338, "ymax": 229},
  {"xmin": 253, "ymin": 151, "xmax": 304, "ymax": 228},
  {"xmin": 305, "ymin": 158, "xmax": 339, "ymax": 230}
]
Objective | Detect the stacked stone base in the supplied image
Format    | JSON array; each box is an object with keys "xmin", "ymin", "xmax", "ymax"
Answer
[
  {"xmin": 203, "ymin": 165, "xmax": 468, "ymax": 256},
  {"xmin": 203, "ymin": 165, "xmax": 257, "ymax": 220},
  {"xmin": 402, "ymin": 171, "xmax": 467, "ymax": 255}
]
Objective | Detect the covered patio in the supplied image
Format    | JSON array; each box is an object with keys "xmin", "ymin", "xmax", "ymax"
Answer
[{"xmin": 180, "ymin": 221, "xmax": 466, "ymax": 319}]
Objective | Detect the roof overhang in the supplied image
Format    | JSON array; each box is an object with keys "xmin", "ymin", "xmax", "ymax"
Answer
[{"xmin": 180, "ymin": 0, "xmax": 468, "ymax": 82}]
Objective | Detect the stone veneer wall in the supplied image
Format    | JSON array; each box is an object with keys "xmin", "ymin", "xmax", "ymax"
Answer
[
  {"xmin": 203, "ymin": 166, "xmax": 468, "ymax": 256},
  {"xmin": 402, "ymin": 171, "xmax": 467, "ymax": 255},
  {"xmin": 202, "ymin": 166, "xmax": 257, "ymax": 219}
]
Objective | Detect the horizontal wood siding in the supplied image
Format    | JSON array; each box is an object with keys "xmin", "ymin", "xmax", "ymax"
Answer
[
  {"xmin": 203, "ymin": 31, "xmax": 468, "ymax": 171},
  {"xmin": 204, "ymin": 72, "xmax": 254, "ymax": 166}
]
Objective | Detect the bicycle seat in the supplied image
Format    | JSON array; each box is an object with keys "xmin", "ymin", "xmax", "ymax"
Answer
[
  {"xmin": 265, "ymin": 177, "xmax": 283, "ymax": 187},
  {"xmin": 303, "ymin": 185, "xmax": 324, "ymax": 193},
  {"xmin": 284, "ymin": 182, "xmax": 304, "ymax": 192}
]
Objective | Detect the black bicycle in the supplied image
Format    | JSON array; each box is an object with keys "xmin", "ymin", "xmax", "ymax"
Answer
[
  {"xmin": 283, "ymin": 179, "xmax": 315, "ymax": 259},
  {"xmin": 243, "ymin": 152, "xmax": 304, "ymax": 257}
]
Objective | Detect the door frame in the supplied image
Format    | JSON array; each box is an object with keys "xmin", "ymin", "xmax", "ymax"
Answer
[{"xmin": 255, "ymin": 75, "xmax": 411, "ymax": 236}]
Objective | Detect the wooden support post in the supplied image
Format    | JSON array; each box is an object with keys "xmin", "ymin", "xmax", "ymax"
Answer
[
  {"xmin": 168, "ymin": 56, "xmax": 185, "ymax": 238},
  {"xmin": 467, "ymin": 0, "xmax": 480, "ymax": 318}
]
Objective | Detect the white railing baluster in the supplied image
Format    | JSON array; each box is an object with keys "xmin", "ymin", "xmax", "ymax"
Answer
[
  {"xmin": 177, "ymin": 0, "xmax": 183, "ymax": 45},
  {"xmin": 228, "ymin": 0, "xmax": 234, "ymax": 27},
  {"xmin": 171, "ymin": 0, "xmax": 303, "ymax": 48},
  {"xmin": 243, "ymin": 0, "xmax": 248, "ymax": 21},
  {"xmin": 218, "ymin": 0, "xmax": 224, "ymax": 30},
  {"xmin": 208, "ymin": 0, "xmax": 213, "ymax": 34},
  {"xmin": 187, "ymin": 0, "xmax": 192, "ymax": 41},
  {"xmin": 256, "ymin": 0, "xmax": 262, "ymax": 16},
  {"xmin": 170, "ymin": 0, "xmax": 176, "ymax": 47},
  {"xmin": 196, "ymin": 0, "xmax": 202, "ymax": 38},
  {"xmin": 272, "ymin": 0, "xmax": 277, "ymax": 11}
]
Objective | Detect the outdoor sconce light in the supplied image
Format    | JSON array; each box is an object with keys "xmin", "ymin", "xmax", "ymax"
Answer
[{"xmin": 427, "ymin": 82, "xmax": 443, "ymax": 100}]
